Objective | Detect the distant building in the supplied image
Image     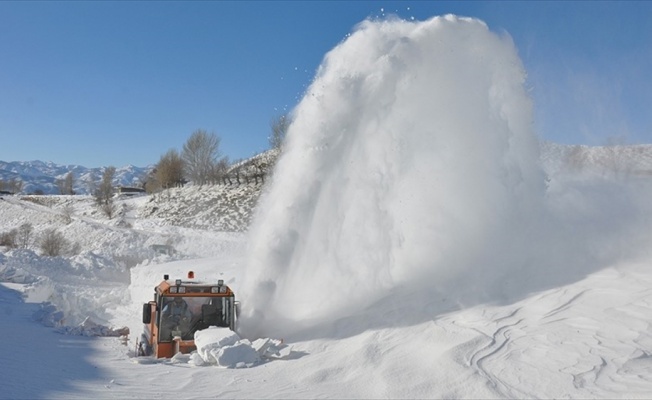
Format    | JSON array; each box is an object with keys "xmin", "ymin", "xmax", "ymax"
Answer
[{"xmin": 115, "ymin": 186, "xmax": 146, "ymax": 197}]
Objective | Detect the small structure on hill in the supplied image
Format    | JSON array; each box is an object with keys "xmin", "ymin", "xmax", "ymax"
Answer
[{"xmin": 116, "ymin": 186, "xmax": 146, "ymax": 197}]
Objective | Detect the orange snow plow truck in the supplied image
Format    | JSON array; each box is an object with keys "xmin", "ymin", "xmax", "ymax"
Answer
[{"xmin": 138, "ymin": 271, "xmax": 238, "ymax": 358}]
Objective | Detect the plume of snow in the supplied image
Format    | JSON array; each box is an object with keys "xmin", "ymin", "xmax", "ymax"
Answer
[{"xmin": 241, "ymin": 15, "xmax": 547, "ymax": 337}]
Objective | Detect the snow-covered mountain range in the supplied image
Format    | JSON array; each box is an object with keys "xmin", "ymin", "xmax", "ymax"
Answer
[
  {"xmin": 0, "ymin": 160, "xmax": 151, "ymax": 195},
  {"xmin": 2, "ymin": 142, "xmax": 651, "ymax": 196}
]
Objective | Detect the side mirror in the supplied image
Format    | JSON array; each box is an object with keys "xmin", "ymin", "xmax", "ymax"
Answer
[{"xmin": 142, "ymin": 303, "xmax": 152, "ymax": 324}]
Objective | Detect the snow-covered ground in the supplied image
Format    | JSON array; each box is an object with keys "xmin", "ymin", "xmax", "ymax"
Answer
[{"xmin": 3, "ymin": 14, "xmax": 652, "ymax": 399}]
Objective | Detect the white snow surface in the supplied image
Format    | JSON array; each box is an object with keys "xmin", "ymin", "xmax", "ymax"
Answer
[{"xmin": 2, "ymin": 15, "xmax": 652, "ymax": 399}]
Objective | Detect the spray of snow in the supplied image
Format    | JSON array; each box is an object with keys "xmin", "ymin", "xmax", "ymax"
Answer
[{"xmin": 240, "ymin": 15, "xmax": 549, "ymax": 337}]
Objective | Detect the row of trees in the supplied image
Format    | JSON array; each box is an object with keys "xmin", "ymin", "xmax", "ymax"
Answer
[
  {"xmin": 0, "ymin": 178, "xmax": 23, "ymax": 194},
  {"xmin": 150, "ymin": 117, "xmax": 289, "ymax": 192},
  {"xmin": 2, "ymin": 173, "xmax": 78, "ymax": 196},
  {"xmin": 1, "ymin": 116, "xmax": 290, "ymax": 219},
  {"xmin": 149, "ymin": 129, "xmax": 229, "ymax": 191}
]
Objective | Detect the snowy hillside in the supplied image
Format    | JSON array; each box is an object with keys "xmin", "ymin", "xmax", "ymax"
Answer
[
  {"xmin": 0, "ymin": 149, "xmax": 282, "ymax": 196},
  {"xmin": 540, "ymin": 141, "xmax": 652, "ymax": 177},
  {"xmin": 3, "ymin": 15, "xmax": 652, "ymax": 399}
]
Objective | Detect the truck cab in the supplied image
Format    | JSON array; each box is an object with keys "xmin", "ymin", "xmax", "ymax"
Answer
[{"xmin": 139, "ymin": 272, "xmax": 237, "ymax": 358}]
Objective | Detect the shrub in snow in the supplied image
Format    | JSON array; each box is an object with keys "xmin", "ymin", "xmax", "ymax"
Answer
[
  {"xmin": 0, "ymin": 228, "xmax": 17, "ymax": 247},
  {"xmin": 16, "ymin": 223, "xmax": 33, "ymax": 249},
  {"xmin": 60, "ymin": 204, "xmax": 75, "ymax": 224},
  {"xmin": 38, "ymin": 229, "xmax": 69, "ymax": 257}
]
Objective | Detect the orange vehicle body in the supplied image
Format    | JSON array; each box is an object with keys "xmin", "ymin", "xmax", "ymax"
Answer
[{"xmin": 138, "ymin": 272, "xmax": 237, "ymax": 358}]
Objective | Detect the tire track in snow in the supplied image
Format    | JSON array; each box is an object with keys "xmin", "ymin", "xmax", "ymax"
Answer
[
  {"xmin": 542, "ymin": 289, "xmax": 589, "ymax": 320},
  {"xmin": 467, "ymin": 318, "xmax": 527, "ymax": 399}
]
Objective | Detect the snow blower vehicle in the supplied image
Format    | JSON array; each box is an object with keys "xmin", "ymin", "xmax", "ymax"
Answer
[{"xmin": 138, "ymin": 271, "xmax": 238, "ymax": 358}]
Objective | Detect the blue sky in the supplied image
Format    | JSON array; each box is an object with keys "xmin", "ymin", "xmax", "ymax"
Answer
[{"xmin": 1, "ymin": 1, "xmax": 650, "ymax": 168}]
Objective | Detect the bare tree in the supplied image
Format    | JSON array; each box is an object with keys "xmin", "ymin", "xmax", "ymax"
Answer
[
  {"xmin": 56, "ymin": 178, "xmax": 65, "ymax": 194},
  {"xmin": 144, "ymin": 168, "xmax": 162, "ymax": 194},
  {"xmin": 269, "ymin": 114, "xmax": 290, "ymax": 150},
  {"xmin": 16, "ymin": 223, "xmax": 33, "ymax": 249},
  {"xmin": 8, "ymin": 178, "xmax": 23, "ymax": 194},
  {"xmin": 64, "ymin": 171, "xmax": 74, "ymax": 194},
  {"xmin": 182, "ymin": 129, "xmax": 223, "ymax": 185},
  {"xmin": 208, "ymin": 156, "xmax": 230, "ymax": 184},
  {"xmin": 61, "ymin": 204, "xmax": 75, "ymax": 224},
  {"xmin": 136, "ymin": 170, "xmax": 152, "ymax": 191},
  {"xmin": 84, "ymin": 171, "xmax": 97, "ymax": 195},
  {"xmin": 56, "ymin": 172, "xmax": 75, "ymax": 195},
  {"xmin": 39, "ymin": 228, "xmax": 69, "ymax": 257},
  {"xmin": 94, "ymin": 166, "xmax": 116, "ymax": 218},
  {"xmin": 101, "ymin": 200, "xmax": 117, "ymax": 219},
  {"xmin": 156, "ymin": 149, "xmax": 185, "ymax": 189}
]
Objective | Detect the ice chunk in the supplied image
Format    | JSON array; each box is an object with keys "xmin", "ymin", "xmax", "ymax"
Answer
[
  {"xmin": 193, "ymin": 327, "xmax": 290, "ymax": 367},
  {"xmin": 215, "ymin": 341, "xmax": 260, "ymax": 368}
]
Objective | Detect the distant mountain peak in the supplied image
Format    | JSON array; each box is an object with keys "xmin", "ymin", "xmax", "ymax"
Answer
[{"xmin": 0, "ymin": 160, "xmax": 151, "ymax": 195}]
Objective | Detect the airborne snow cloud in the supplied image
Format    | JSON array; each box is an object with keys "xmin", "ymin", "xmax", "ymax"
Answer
[{"xmin": 239, "ymin": 15, "xmax": 652, "ymax": 339}]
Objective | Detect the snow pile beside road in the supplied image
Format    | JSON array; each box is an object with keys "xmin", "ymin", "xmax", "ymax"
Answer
[
  {"xmin": 190, "ymin": 326, "xmax": 290, "ymax": 368},
  {"xmin": 57, "ymin": 316, "xmax": 130, "ymax": 337},
  {"xmin": 0, "ymin": 261, "xmax": 39, "ymax": 284},
  {"xmin": 0, "ymin": 249, "xmax": 130, "ymax": 335}
]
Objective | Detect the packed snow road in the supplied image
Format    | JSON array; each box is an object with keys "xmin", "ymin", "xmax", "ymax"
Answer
[{"xmin": 3, "ymin": 256, "xmax": 652, "ymax": 399}]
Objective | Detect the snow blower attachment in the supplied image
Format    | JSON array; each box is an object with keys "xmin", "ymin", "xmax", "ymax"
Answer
[{"xmin": 138, "ymin": 271, "xmax": 239, "ymax": 358}]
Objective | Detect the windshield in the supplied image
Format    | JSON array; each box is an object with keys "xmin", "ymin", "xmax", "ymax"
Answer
[{"xmin": 158, "ymin": 296, "xmax": 232, "ymax": 342}]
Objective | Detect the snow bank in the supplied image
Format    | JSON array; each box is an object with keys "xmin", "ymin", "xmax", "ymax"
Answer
[
  {"xmin": 0, "ymin": 262, "xmax": 39, "ymax": 284},
  {"xmin": 57, "ymin": 316, "xmax": 129, "ymax": 337},
  {"xmin": 0, "ymin": 249, "xmax": 130, "ymax": 335}
]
